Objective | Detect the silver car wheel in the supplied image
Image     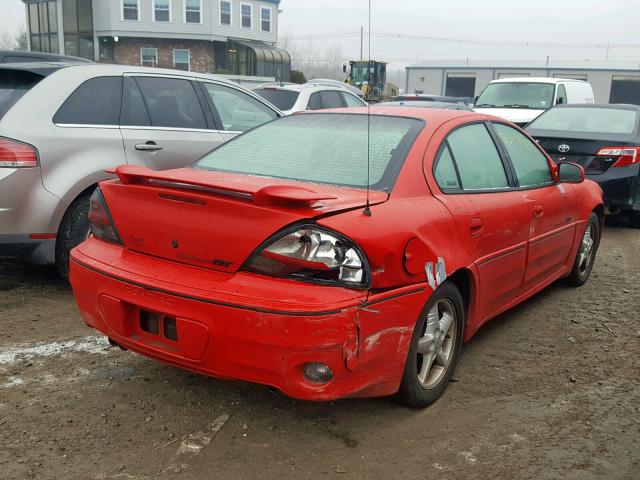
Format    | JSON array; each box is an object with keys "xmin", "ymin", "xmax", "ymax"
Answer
[
  {"xmin": 577, "ymin": 223, "xmax": 595, "ymax": 276},
  {"xmin": 416, "ymin": 298, "xmax": 457, "ymax": 389}
]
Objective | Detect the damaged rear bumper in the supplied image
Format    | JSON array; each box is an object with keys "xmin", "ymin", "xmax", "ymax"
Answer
[{"xmin": 70, "ymin": 238, "xmax": 429, "ymax": 401}]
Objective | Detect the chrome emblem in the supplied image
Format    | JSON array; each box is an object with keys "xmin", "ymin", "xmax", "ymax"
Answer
[{"xmin": 558, "ymin": 144, "xmax": 570, "ymax": 153}]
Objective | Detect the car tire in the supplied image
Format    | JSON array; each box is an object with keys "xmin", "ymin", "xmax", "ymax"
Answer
[
  {"xmin": 564, "ymin": 212, "xmax": 600, "ymax": 287},
  {"xmin": 629, "ymin": 212, "xmax": 640, "ymax": 229},
  {"xmin": 398, "ymin": 281, "xmax": 465, "ymax": 409},
  {"xmin": 55, "ymin": 192, "xmax": 92, "ymax": 278}
]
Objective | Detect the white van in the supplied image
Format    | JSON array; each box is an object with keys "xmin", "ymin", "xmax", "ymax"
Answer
[{"xmin": 474, "ymin": 77, "xmax": 595, "ymax": 127}]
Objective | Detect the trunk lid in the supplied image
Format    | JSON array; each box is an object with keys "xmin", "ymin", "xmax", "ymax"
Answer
[
  {"xmin": 530, "ymin": 134, "xmax": 637, "ymax": 175},
  {"xmin": 100, "ymin": 165, "xmax": 387, "ymax": 273}
]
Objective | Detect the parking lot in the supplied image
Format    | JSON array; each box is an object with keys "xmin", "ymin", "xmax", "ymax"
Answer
[{"xmin": 0, "ymin": 224, "xmax": 637, "ymax": 480}]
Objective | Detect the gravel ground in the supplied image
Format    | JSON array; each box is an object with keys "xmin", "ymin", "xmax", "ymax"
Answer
[{"xmin": 1, "ymin": 225, "xmax": 638, "ymax": 480}]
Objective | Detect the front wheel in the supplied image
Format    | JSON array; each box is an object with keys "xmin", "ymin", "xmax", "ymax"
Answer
[
  {"xmin": 398, "ymin": 281, "xmax": 465, "ymax": 409},
  {"xmin": 564, "ymin": 212, "xmax": 600, "ymax": 287}
]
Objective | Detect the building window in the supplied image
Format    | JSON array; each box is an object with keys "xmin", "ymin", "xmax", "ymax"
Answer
[
  {"xmin": 62, "ymin": 0, "xmax": 94, "ymax": 60},
  {"xmin": 185, "ymin": 0, "xmax": 201, "ymax": 23},
  {"xmin": 122, "ymin": 0, "xmax": 139, "ymax": 21},
  {"xmin": 141, "ymin": 48, "xmax": 158, "ymax": 67},
  {"xmin": 260, "ymin": 7, "xmax": 271, "ymax": 32},
  {"xmin": 173, "ymin": 49, "xmax": 190, "ymax": 71},
  {"xmin": 154, "ymin": 0, "xmax": 171, "ymax": 22},
  {"xmin": 241, "ymin": 3, "xmax": 252, "ymax": 29},
  {"xmin": 219, "ymin": 0, "xmax": 231, "ymax": 26},
  {"xmin": 28, "ymin": 0, "xmax": 59, "ymax": 54}
]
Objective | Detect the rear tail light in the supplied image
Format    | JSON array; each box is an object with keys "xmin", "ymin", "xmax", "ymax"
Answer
[
  {"xmin": 596, "ymin": 146, "xmax": 640, "ymax": 168},
  {"xmin": 0, "ymin": 138, "xmax": 38, "ymax": 168},
  {"xmin": 243, "ymin": 225, "xmax": 369, "ymax": 288},
  {"xmin": 89, "ymin": 188, "xmax": 122, "ymax": 244}
]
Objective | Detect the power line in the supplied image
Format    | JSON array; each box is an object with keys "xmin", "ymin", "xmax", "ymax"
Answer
[{"xmin": 281, "ymin": 31, "xmax": 640, "ymax": 49}]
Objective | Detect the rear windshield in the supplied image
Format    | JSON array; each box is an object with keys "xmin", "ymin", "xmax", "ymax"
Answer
[
  {"xmin": 528, "ymin": 107, "xmax": 639, "ymax": 135},
  {"xmin": 0, "ymin": 70, "xmax": 43, "ymax": 119},
  {"xmin": 254, "ymin": 88, "xmax": 300, "ymax": 111},
  {"xmin": 195, "ymin": 113, "xmax": 425, "ymax": 191},
  {"xmin": 476, "ymin": 82, "xmax": 555, "ymax": 109}
]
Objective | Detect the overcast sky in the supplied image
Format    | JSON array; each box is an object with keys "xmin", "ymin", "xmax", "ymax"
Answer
[{"xmin": 3, "ymin": 0, "xmax": 639, "ymax": 69}]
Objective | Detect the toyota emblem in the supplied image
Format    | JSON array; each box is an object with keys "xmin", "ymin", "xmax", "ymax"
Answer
[{"xmin": 558, "ymin": 144, "xmax": 570, "ymax": 153}]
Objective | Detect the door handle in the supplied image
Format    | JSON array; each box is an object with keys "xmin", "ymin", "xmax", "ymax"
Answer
[
  {"xmin": 533, "ymin": 205, "xmax": 544, "ymax": 219},
  {"xmin": 470, "ymin": 218, "xmax": 484, "ymax": 236},
  {"xmin": 135, "ymin": 141, "xmax": 164, "ymax": 152}
]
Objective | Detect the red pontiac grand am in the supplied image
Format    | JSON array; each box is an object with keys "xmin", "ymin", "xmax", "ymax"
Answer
[{"xmin": 70, "ymin": 108, "xmax": 603, "ymax": 408}]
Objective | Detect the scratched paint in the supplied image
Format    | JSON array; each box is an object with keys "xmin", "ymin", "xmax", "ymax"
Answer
[{"xmin": 363, "ymin": 326, "xmax": 413, "ymax": 351}]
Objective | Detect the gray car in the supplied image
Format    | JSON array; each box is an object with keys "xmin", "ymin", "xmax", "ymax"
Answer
[{"xmin": 0, "ymin": 62, "xmax": 281, "ymax": 275}]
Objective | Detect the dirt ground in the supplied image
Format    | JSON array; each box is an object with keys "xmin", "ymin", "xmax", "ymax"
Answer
[{"xmin": 1, "ymin": 225, "xmax": 638, "ymax": 480}]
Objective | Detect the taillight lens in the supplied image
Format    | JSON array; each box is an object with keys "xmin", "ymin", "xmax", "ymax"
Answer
[
  {"xmin": 89, "ymin": 188, "xmax": 122, "ymax": 244},
  {"xmin": 243, "ymin": 226, "xmax": 369, "ymax": 288},
  {"xmin": 0, "ymin": 138, "xmax": 38, "ymax": 167},
  {"xmin": 596, "ymin": 146, "xmax": 640, "ymax": 168}
]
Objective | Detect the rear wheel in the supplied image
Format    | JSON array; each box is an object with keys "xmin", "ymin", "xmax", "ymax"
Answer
[
  {"xmin": 564, "ymin": 212, "xmax": 600, "ymax": 287},
  {"xmin": 629, "ymin": 212, "xmax": 640, "ymax": 228},
  {"xmin": 398, "ymin": 281, "xmax": 464, "ymax": 409},
  {"xmin": 55, "ymin": 192, "xmax": 92, "ymax": 278}
]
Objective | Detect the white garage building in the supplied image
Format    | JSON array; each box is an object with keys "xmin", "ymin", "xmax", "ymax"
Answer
[{"xmin": 405, "ymin": 59, "xmax": 640, "ymax": 104}]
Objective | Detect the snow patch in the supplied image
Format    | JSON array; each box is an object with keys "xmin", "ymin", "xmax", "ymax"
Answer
[{"xmin": 0, "ymin": 336, "xmax": 111, "ymax": 365}]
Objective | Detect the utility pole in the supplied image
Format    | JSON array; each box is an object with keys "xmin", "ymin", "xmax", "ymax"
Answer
[{"xmin": 360, "ymin": 26, "xmax": 364, "ymax": 61}]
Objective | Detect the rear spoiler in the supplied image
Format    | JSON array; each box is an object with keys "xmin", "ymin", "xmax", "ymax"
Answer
[{"xmin": 109, "ymin": 165, "xmax": 337, "ymax": 207}]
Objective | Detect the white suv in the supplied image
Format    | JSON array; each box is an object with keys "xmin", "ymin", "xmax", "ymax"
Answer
[
  {"xmin": 474, "ymin": 77, "xmax": 595, "ymax": 127},
  {"xmin": 254, "ymin": 82, "xmax": 367, "ymax": 115}
]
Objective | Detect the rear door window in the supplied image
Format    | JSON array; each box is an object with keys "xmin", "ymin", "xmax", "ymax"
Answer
[
  {"xmin": 53, "ymin": 76, "xmax": 123, "ymax": 125},
  {"xmin": 307, "ymin": 91, "xmax": 347, "ymax": 110},
  {"xmin": 201, "ymin": 82, "xmax": 277, "ymax": 132},
  {"xmin": 0, "ymin": 70, "xmax": 45, "ymax": 120},
  {"xmin": 493, "ymin": 123, "xmax": 553, "ymax": 188},
  {"xmin": 446, "ymin": 124, "xmax": 509, "ymax": 191},
  {"xmin": 135, "ymin": 77, "xmax": 207, "ymax": 129},
  {"xmin": 320, "ymin": 90, "xmax": 346, "ymax": 109},
  {"xmin": 121, "ymin": 77, "xmax": 151, "ymax": 126}
]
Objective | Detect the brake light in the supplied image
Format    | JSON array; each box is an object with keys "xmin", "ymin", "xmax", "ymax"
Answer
[
  {"xmin": 0, "ymin": 138, "xmax": 38, "ymax": 167},
  {"xmin": 88, "ymin": 188, "xmax": 122, "ymax": 244},
  {"xmin": 243, "ymin": 225, "xmax": 369, "ymax": 288},
  {"xmin": 596, "ymin": 146, "xmax": 640, "ymax": 168}
]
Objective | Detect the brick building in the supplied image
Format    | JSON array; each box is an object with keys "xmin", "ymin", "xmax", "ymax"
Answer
[{"xmin": 22, "ymin": 0, "xmax": 290, "ymax": 81}]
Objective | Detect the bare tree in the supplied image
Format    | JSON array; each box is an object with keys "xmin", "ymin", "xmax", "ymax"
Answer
[
  {"xmin": 279, "ymin": 36, "xmax": 347, "ymax": 81},
  {"xmin": 0, "ymin": 27, "xmax": 27, "ymax": 51}
]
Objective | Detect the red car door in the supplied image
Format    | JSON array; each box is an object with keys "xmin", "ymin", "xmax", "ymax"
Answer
[
  {"xmin": 491, "ymin": 123, "xmax": 578, "ymax": 293},
  {"xmin": 431, "ymin": 123, "xmax": 530, "ymax": 323}
]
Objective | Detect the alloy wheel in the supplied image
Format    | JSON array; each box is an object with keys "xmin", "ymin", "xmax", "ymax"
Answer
[{"xmin": 416, "ymin": 298, "xmax": 457, "ymax": 389}]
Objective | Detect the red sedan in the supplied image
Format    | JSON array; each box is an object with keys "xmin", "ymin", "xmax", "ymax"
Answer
[{"xmin": 70, "ymin": 108, "xmax": 603, "ymax": 408}]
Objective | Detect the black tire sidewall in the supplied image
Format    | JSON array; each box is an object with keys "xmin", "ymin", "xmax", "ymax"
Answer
[
  {"xmin": 399, "ymin": 281, "xmax": 465, "ymax": 409},
  {"xmin": 566, "ymin": 212, "xmax": 600, "ymax": 286},
  {"xmin": 55, "ymin": 193, "xmax": 92, "ymax": 277}
]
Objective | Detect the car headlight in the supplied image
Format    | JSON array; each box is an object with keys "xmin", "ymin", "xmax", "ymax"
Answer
[{"xmin": 243, "ymin": 225, "xmax": 369, "ymax": 288}]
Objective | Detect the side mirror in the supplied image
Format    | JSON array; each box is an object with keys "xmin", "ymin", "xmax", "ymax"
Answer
[
  {"xmin": 558, "ymin": 162, "xmax": 585, "ymax": 183},
  {"xmin": 556, "ymin": 96, "xmax": 565, "ymax": 105},
  {"xmin": 342, "ymin": 64, "xmax": 347, "ymax": 73}
]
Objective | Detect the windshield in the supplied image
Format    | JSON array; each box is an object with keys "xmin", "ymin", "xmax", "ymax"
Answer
[
  {"xmin": 195, "ymin": 113, "xmax": 425, "ymax": 191},
  {"xmin": 528, "ymin": 107, "xmax": 639, "ymax": 135},
  {"xmin": 254, "ymin": 88, "xmax": 300, "ymax": 111},
  {"xmin": 476, "ymin": 82, "xmax": 555, "ymax": 109},
  {"xmin": 0, "ymin": 70, "xmax": 43, "ymax": 119},
  {"xmin": 351, "ymin": 64, "xmax": 374, "ymax": 86}
]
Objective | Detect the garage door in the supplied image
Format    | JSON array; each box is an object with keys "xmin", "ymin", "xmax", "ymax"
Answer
[
  {"xmin": 445, "ymin": 73, "xmax": 476, "ymax": 98},
  {"xmin": 609, "ymin": 76, "xmax": 640, "ymax": 105}
]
